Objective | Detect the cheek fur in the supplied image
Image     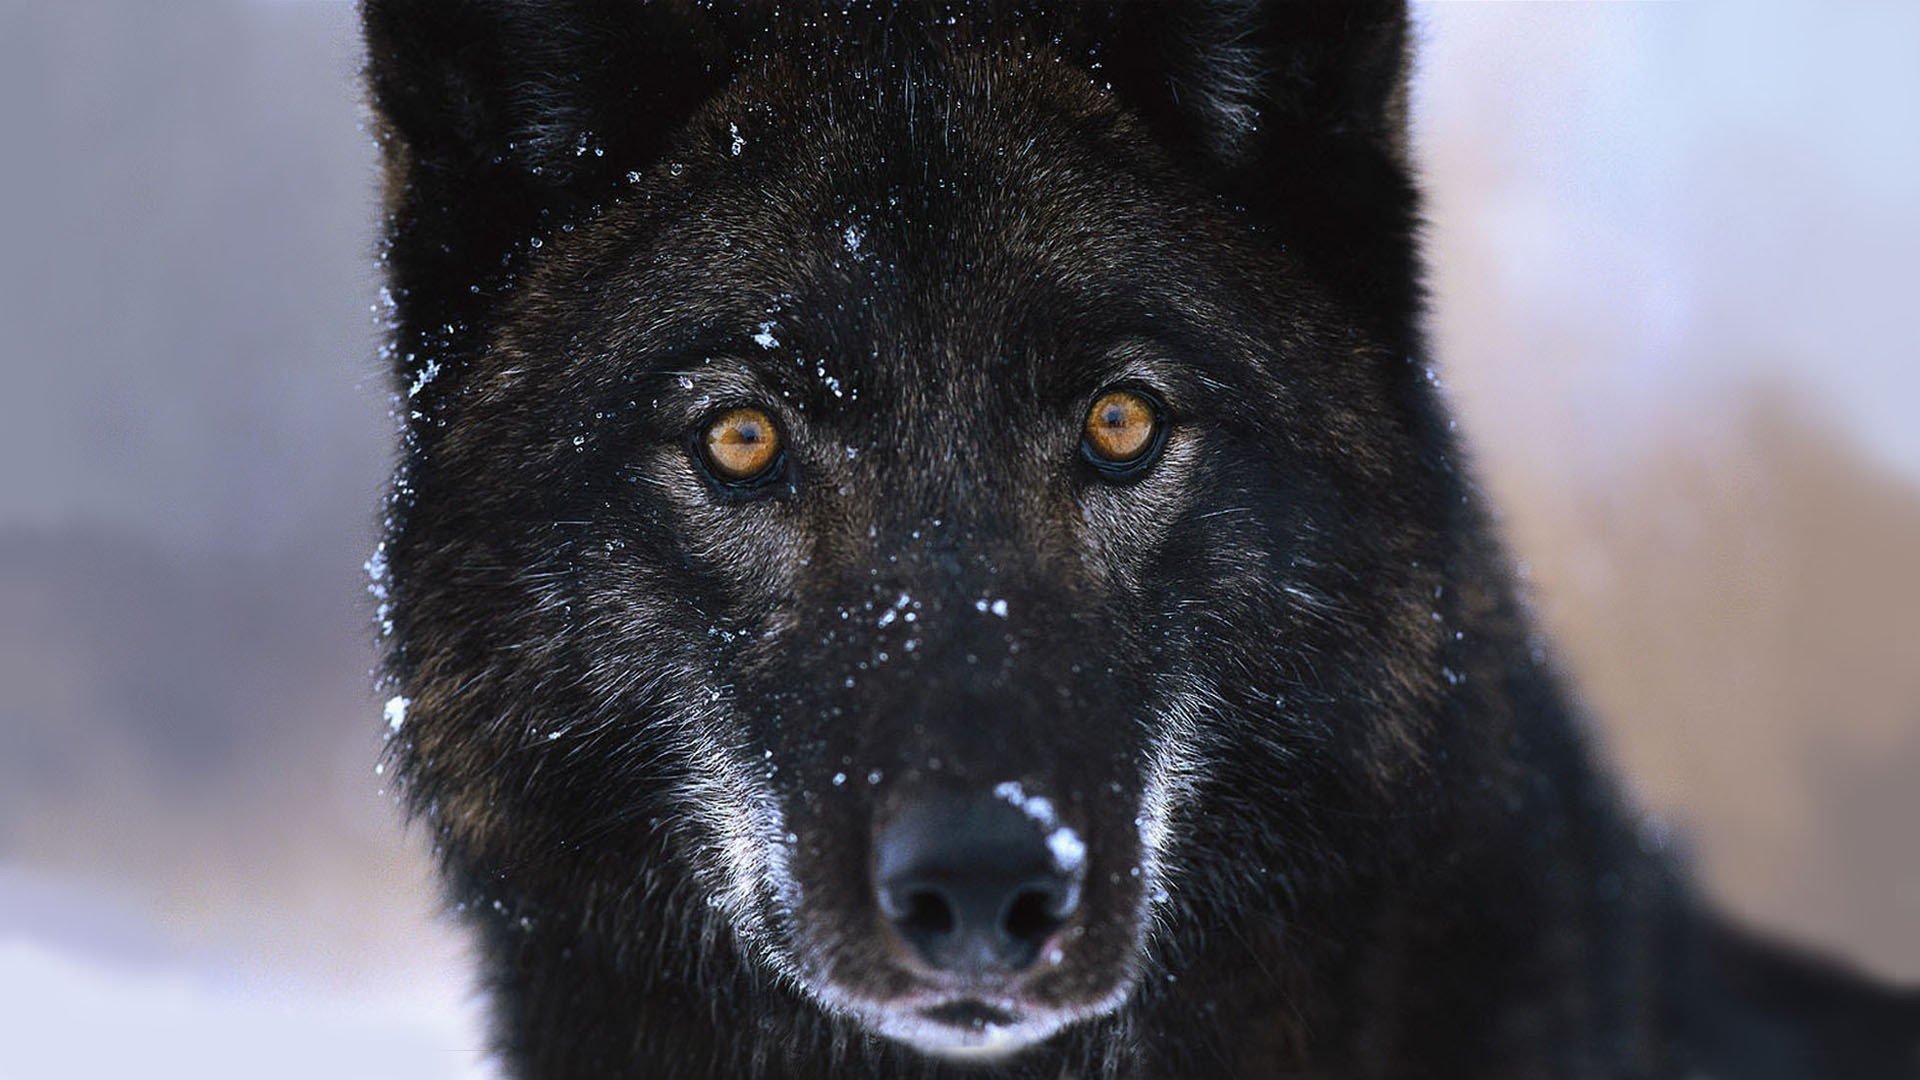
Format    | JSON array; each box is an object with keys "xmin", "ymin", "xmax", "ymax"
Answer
[
  {"xmin": 1075, "ymin": 427, "xmax": 1202, "ymax": 593},
  {"xmin": 644, "ymin": 445, "xmax": 810, "ymax": 611}
]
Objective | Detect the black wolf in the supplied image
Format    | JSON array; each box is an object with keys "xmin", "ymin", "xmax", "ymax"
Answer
[{"xmin": 362, "ymin": 2, "xmax": 1918, "ymax": 1076}]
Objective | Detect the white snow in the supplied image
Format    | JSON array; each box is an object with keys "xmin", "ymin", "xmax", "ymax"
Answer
[
  {"xmin": 876, "ymin": 592, "xmax": 912, "ymax": 628},
  {"xmin": 383, "ymin": 694, "xmax": 410, "ymax": 734},
  {"xmin": 363, "ymin": 544, "xmax": 388, "ymax": 592},
  {"xmin": 1045, "ymin": 826, "xmax": 1087, "ymax": 872},
  {"xmin": 752, "ymin": 322, "xmax": 780, "ymax": 350},
  {"xmin": 814, "ymin": 361, "xmax": 845, "ymax": 398},
  {"xmin": 992, "ymin": 782, "xmax": 1085, "ymax": 873},
  {"xmin": 365, "ymin": 545, "xmax": 393, "ymax": 638},
  {"xmin": 993, "ymin": 781, "xmax": 1056, "ymax": 826}
]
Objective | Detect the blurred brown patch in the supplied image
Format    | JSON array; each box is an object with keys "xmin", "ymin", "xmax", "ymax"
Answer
[{"xmin": 1486, "ymin": 387, "xmax": 1920, "ymax": 981}]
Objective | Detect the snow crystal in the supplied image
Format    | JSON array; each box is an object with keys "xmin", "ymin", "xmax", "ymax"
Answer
[
  {"xmin": 364, "ymin": 544, "xmax": 389, "ymax": 595},
  {"xmin": 728, "ymin": 122, "xmax": 745, "ymax": 157},
  {"xmin": 993, "ymin": 781, "xmax": 1056, "ymax": 827},
  {"xmin": 817, "ymin": 366, "xmax": 844, "ymax": 398},
  {"xmin": 994, "ymin": 781, "xmax": 1084, "ymax": 871},
  {"xmin": 974, "ymin": 598, "xmax": 1010, "ymax": 618},
  {"xmin": 752, "ymin": 322, "xmax": 780, "ymax": 350},
  {"xmin": 383, "ymin": 695, "xmax": 410, "ymax": 733},
  {"xmin": 406, "ymin": 357, "xmax": 440, "ymax": 400},
  {"xmin": 1046, "ymin": 826, "xmax": 1086, "ymax": 872}
]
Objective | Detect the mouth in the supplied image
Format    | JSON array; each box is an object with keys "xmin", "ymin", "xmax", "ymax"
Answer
[
  {"xmin": 861, "ymin": 989, "xmax": 1106, "ymax": 1062},
  {"xmin": 801, "ymin": 912, "xmax": 1142, "ymax": 1063}
]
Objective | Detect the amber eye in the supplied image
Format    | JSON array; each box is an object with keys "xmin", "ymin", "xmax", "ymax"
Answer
[
  {"xmin": 700, "ymin": 407, "xmax": 784, "ymax": 484},
  {"xmin": 1082, "ymin": 388, "xmax": 1163, "ymax": 471}
]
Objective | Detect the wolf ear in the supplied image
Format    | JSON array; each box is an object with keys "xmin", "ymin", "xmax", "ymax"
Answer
[
  {"xmin": 364, "ymin": 1, "xmax": 764, "ymax": 346},
  {"xmin": 1091, "ymin": 1, "xmax": 1410, "ymax": 168},
  {"xmin": 362, "ymin": 0, "xmax": 744, "ymax": 192},
  {"xmin": 1088, "ymin": 0, "xmax": 1417, "ymax": 338}
]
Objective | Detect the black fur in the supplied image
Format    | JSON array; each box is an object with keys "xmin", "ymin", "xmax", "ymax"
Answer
[{"xmin": 362, "ymin": 3, "xmax": 1920, "ymax": 1077}]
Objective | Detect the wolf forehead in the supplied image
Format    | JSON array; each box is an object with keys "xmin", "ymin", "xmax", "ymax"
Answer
[{"xmin": 491, "ymin": 64, "xmax": 1280, "ymax": 376}]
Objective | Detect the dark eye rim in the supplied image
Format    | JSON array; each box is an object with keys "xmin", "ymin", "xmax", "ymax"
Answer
[
  {"xmin": 688, "ymin": 404, "xmax": 790, "ymax": 492},
  {"xmin": 1079, "ymin": 384, "xmax": 1170, "ymax": 480}
]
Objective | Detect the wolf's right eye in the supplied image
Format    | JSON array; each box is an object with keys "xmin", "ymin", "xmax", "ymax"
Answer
[{"xmin": 698, "ymin": 407, "xmax": 785, "ymax": 485}]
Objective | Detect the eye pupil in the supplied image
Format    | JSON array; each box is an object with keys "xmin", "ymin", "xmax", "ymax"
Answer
[{"xmin": 702, "ymin": 407, "xmax": 784, "ymax": 483}]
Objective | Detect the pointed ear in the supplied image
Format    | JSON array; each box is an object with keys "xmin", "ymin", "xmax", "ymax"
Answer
[
  {"xmin": 1091, "ymin": 0, "xmax": 1418, "ymax": 339},
  {"xmin": 362, "ymin": 0, "xmax": 752, "ymax": 189},
  {"xmin": 1094, "ymin": 1, "xmax": 1410, "ymax": 168},
  {"xmin": 362, "ymin": 0, "xmax": 743, "ymax": 192},
  {"xmin": 363, "ymin": 0, "xmax": 762, "ymax": 361}
]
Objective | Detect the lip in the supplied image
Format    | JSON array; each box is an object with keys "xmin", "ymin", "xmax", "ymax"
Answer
[
  {"xmin": 866, "ymin": 993, "xmax": 1071, "ymax": 1061},
  {"xmin": 889, "ymin": 984, "xmax": 1034, "ymax": 1023},
  {"xmin": 848, "ymin": 969, "xmax": 1135, "ymax": 1062},
  {"xmin": 919, "ymin": 999, "xmax": 1020, "ymax": 1029}
]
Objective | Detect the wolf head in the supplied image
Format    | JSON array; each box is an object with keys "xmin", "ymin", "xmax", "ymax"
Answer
[{"xmin": 367, "ymin": 1, "xmax": 1465, "ymax": 1065}]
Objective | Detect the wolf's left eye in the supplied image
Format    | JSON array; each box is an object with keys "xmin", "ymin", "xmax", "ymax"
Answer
[
  {"xmin": 1082, "ymin": 388, "xmax": 1165, "ymax": 474},
  {"xmin": 699, "ymin": 406, "xmax": 785, "ymax": 485}
]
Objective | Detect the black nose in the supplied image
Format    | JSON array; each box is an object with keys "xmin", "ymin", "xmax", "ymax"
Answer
[{"xmin": 874, "ymin": 789, "xmax": 1084, "ymax": 976}]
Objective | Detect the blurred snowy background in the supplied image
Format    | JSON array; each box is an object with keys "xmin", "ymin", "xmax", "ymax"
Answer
[{"xmin": 1, "ymin": 2, "xmax": 1914, "ymax": 1076}]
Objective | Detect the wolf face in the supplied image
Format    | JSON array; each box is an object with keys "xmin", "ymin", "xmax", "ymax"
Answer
[{"xmin": 368, "ymin": 2, "xmax": 1452, "ymax": 1068}]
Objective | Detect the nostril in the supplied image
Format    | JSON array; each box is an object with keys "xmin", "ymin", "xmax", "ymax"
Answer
[
  {"xmin": 898, "ymin": 887, "xmax": 956, "ymax": 939},
  {"xmin": 1001, "ymin": 886, "xmax": 1067, "ymax": 948}
]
